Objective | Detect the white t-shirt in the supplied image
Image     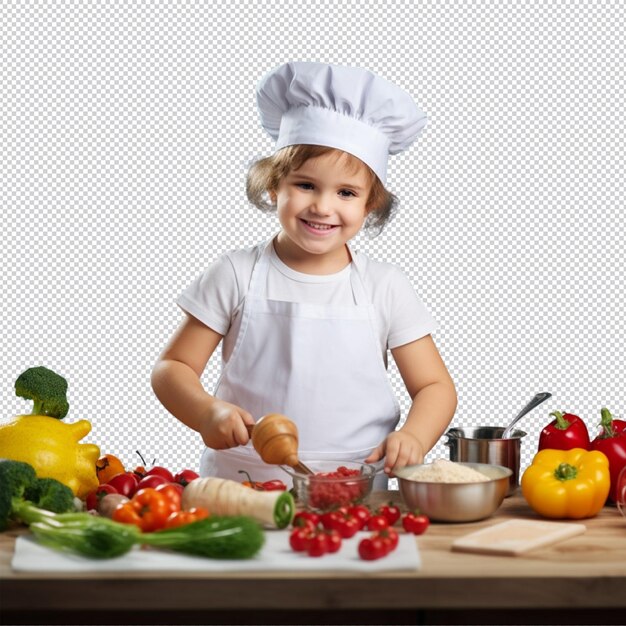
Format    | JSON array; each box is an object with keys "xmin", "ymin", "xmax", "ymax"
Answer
[{"xmin": 177, "ymin": 240, "xmax": 437, "ymax": 366}]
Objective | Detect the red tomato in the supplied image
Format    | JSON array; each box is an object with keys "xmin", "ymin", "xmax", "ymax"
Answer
[
  {"xmin": 155, "ymin": 482, "xmax": 182, "ymax": 513},
  {"xmin": 85, "ymin": 484, "xmax": 118, "ymax": 511},
  {"xmin": 378, "ymin": 527, "xmax": 399, "ymax": 552},
  {"xmin": 378, "ymin": 504, "xmax": 401, "ymax": 526},
  {"xmin": 320, "ymin": 511, "xmax": 359, "ymax": 538},
  {"xmin": 307, "ymin": 532, "xmax": 328, "ymax": 557},
  {"xmin": 358, "ymin": 536, "xmax": 387, "ymax": 561},
  {"xmin": 173, "ymin": 469, "xmax": 199, "ymax": 487},
  {"xmin": 347, "ymin": 504, "xmax": 371, "ymax": 529},
  {"xmin": 146, "ymin": 466, "xmax": 175, "ymax": 482},
  {"xmin": 324, "ymin": 529, "xmax": 342, "ymax": 553},
  {"xmin": 402, "ymin": 511, "xmax": 430, "ymax": 535},
  {"xmin": 366, "ymin": 514, "xmax": 390, "ymax": 531},
  {"xmin": 293, "ymin": 511, "xmax": 321, "ymax": 528},
  {"xmin": 289, "ymin": 527, "xmax": 314, "ymax": 552},
  {"xmin": 132, "ymin": 474, "xmax": 171, "ymax": 495},
  {"xmin": 107, "ymin": 472, "xmax": 139, "ymax": 497}
]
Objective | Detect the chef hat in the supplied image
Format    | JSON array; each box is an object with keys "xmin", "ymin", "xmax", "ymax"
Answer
[{"xmin": 256, "ymin": 61, "xmax": 427, "ymax": 183}]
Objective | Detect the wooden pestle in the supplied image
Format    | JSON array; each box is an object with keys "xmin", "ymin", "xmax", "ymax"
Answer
[{"xmin": 245, "ymin": 413, "xmax": 313, "ymax": 475}]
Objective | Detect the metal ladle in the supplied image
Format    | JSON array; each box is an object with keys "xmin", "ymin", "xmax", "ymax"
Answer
[{"xmin": 501, "ymin": 392, "xmax": 552, "ymax": 439}]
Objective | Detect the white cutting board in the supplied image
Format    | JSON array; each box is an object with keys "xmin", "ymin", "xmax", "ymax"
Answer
[
  {"xmin": 452, "ymin": 519, "xmax": 586, "ymax": 556},
  {"xmin": 12, "ymin": 530, "xmax": 420, "ymax": 573}
]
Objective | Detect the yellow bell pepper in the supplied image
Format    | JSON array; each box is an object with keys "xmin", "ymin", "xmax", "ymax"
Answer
[
  {"xmin": 0, "ymin": 414, "xmax": 100, "ymax": 498},
  {"xmin": 521, "ymin": 448, "xmax": 610, "ymax": 519}
]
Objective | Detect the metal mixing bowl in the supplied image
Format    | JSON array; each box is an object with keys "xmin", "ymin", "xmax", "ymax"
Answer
[{"xmin": 395, "ymin": 462, "xmax": 512, "ymax": 522}]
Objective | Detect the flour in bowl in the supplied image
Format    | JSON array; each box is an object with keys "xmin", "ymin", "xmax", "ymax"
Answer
[{"xmin": 405, "ymin": 459, "xmax": 491, "ymax": 483}]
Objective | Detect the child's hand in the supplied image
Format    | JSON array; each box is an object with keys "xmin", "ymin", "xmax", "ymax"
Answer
[
  {"xmin": 200, "ymin": 400, "xmax": 255, "ymax": 450},
  {"xmin": 365, "ymin": 431, "xmax": 426, "ymax": 476}
]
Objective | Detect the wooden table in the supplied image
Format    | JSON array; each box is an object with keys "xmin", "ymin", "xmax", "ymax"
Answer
[{"xmin": 1, "ymin": 492, "xmax": 625, "ymax": 625}]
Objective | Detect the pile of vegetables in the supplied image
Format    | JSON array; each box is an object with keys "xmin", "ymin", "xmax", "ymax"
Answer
[
  {"xmin": 1, "ymin": 460, "xmax": 264, "ymax": 559},
  {"xmin": 533, "ymin": 407, "xmax": 626, "ymax": 507},
  {"xmin": 0, "ymin": 366, "xmax": 100, "ymax": 498}
]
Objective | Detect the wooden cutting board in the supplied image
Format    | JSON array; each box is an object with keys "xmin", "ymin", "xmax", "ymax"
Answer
[{"xmin": 452, "ymin": 519, "xmax": 587, "ymax": 556}]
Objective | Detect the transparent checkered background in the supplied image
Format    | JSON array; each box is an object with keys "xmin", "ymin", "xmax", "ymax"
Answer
[{"xmin": 2, "ymin": 2, "xmax": 625, "ymax": 484}]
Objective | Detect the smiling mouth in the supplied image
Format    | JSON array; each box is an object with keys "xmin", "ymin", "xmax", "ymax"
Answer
[{"xmin": 301, "ymin": 219, "xmax": 338, "ymax": 231}]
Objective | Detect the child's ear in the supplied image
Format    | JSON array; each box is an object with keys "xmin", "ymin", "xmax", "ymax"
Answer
[{"xmin": 268, "ymin": 189, "xmax": 277, "ymax": 204}]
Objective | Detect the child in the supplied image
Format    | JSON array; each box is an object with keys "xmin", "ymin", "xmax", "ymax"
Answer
[{"xmin": 152, "ymin": 61, "xmax": 457, "ymax": 485}]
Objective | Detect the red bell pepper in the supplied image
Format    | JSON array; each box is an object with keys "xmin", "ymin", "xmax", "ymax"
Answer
[
  {"xmin": 538, "ymin": 411, "xmax": 590, "ymax": 451},
  {"xmin": 590, "ymin": 407, "xmax": 626, "ymax": 503}
]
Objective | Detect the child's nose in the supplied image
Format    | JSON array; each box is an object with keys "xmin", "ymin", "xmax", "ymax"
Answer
[{"xmin": 311, "ymin": 193, "xmax": 334, "ymax": 215}]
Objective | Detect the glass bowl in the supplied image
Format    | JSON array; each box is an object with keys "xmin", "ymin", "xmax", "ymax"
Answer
[{"xmin": 280, "ymin": 460, "xmax": 376, "ymax": 512}]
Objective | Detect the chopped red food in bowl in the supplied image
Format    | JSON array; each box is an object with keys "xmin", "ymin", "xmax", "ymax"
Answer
[{"xmin": 281, "ymin": 460, "xmax": 376, "ymax": 511}]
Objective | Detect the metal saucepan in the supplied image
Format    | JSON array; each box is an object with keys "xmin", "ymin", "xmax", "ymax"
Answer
[
  {"xmin": 445, "ymin": 427, "xmax": 526, "ymax": 496},
  {"xmin": 445, "ymin": 392, "xmax": 551, "ymax": 496}
]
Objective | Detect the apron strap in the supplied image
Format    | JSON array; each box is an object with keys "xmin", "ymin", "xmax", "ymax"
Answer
[{"xmin": 250, "ymin": 237, "xmax": 370, "ymax": 307}]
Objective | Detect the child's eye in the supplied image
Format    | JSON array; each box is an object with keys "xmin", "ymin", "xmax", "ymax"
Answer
[
  {"xmin": 339, "ymin": 189, "xmax": 356, "ymax": 197},
  {"xmin": 295, "ymin": 182, "xmax": 314, "ymax": 190}
]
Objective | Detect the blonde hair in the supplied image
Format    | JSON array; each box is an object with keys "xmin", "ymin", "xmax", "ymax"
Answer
[{"xmin": 245, "ymin": 145, "xmax": 398, "ymax": 236}]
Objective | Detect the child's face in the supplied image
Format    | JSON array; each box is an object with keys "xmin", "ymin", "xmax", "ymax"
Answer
[{"xmin": 270, "ymin": 151, "xmax": 372, "ymax": 268}]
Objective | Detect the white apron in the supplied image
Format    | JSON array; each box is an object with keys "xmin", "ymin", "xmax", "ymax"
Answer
[{"xmin": 200, "ymin": 239, "xmax": 400, "ymax": 488}]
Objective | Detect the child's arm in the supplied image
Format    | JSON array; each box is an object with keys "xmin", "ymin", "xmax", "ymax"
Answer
[
  {"xmin": 151, "ymin": 314, "xmax": 255, "ymax": 449},
  {"xmin": 365, "ymin": 335, "xmax": 457, "ymax": 475}
]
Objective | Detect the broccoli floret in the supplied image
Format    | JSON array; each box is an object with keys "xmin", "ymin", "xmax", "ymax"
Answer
[
  {"xmin": 24, "ymin": 478, "xmax": 75, "ymax": 514},
  {"xmin": 14, "ymin": 366, "xmax": 69, "ymax": 419},
  {"xmin": 0, "ymin": 460, "xmax": 75, "ymax": 530}
]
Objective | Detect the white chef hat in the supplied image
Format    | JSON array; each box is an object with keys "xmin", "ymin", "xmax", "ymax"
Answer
[{"xmin": 256, "ymin": 61, "xmax": 427, "ymax": 184}]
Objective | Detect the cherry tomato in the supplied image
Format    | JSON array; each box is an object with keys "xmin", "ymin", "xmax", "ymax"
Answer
[
  {"xmin": 85, "ymin": 484, "xmax": 118, "ymax": 511},
  {"xmin": 107, "ymin": 472, "xmax": 139, "ymax": 497},
  {"xmin": 292, "ymin": 511, "xmax": 320, "ymax": 531},
  {"xmin": 378, "ymin": 527, "xmax": 399, "ymax": 552},
  {"xmin": 347, "ymin": 504, "xmax": 371, "ymax": 529},
  {"xmin": 164, "ymin": 507, "xmax": 209, "ymax": 529},
  {"xmin": 155, "ymin": 482, "xmax": 182, "ymax": 513},
  {"xmin": 132, "ymin": 474, "xmax": 171, "ymax": 495},
  {"xmin": 289, "ymin": 527, "xmax": 314, "ymax": 552},
  {"xmin": 320, "ymin": 511, "xmax": 360, "ymax": 538},
  {"xmin": 358, "ymin": 535, "xmax": 387, "ymax": 561},
  {"xmin": 96, "ymin": 454, "xmax": 126, "ymax": 484},
  {"xmin": 146, "ymin": 466, "xmax": 175, "ymax": 482},
  {"xmin": 307, "ymin": 532, "xmax": 328, "ymax": 557},
  {"xmin": 324, "ymin": 529, "xmax": 342, "ymax": 553},
  {"xmin": 113, "ymin": 487, "xmax": 172, "ymax": 532},
  {"xmin": 366, "ymin": 514, "xmax": 390, "ymax": 531},
  {"xmin": 402, "ymin": 511, "xmax": 430, "ymax": 535},
  {"xmin": 378, "ymin": 503, "xmax": 401, "ymax": 526},
  {"xmin": 173, "ymin": 469, "xmax": 199, "ymax": 487}
]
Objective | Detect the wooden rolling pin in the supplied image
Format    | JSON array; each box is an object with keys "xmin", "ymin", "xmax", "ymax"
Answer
[{"xmin": 245, "ymin": 413, "xmax": 313, "ymax": 475}]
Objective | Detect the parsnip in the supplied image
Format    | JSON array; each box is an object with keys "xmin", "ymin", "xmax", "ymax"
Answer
[{"xmin": 182, "ymin": 477, "xmax": 294, "ymax": 529}]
